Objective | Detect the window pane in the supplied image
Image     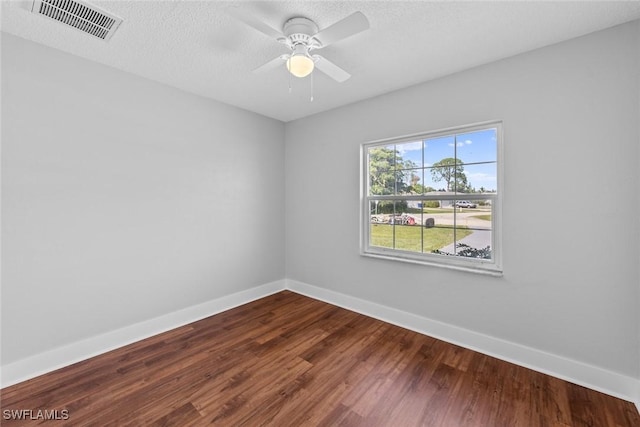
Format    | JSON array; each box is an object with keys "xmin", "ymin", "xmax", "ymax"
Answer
[
  {"xmin": 391, "ymin": 214, "xmax": 422, "ymax": 252},
  {"xmin": 370, "ymin": 221, "xmax": 394, "ymax": 249},
  {"xmin": 369, "ymin": 145, "xmax": 396, "ymax": 167},
  {"xmin": 395, "ymin": 140, "xmax": 423, "ymax": 168},
  {"xmin": 369, "ymin": 200, "xmax": 392, "ymax": 249},
  {"xmin": 422, "ymin": 208, "xmax": 458, "ymax": 253},
  {"xmin": 396, "ymin": 169, "xmax": 423, "ymax": 194},
  {"xmin": 436, "ymin": 203, "xmax": 493, "ymax": 260},
  {"xmin": 368, "ymin": 145, "xmax": 397, "ymax": 195},
  {"xmin": 369, "ymin": 200, "xmax": 383, "ymax": 221},
  {"xmin": 369, "ymin": 174, "xmax": 394, "ymax": 195},
  {"xmin": 424, "ymin": 135, "xmax": 455, "ymax": 167},
  {"xmin": 423, "ymin": 171, "xmax": 444, "ymax": 193},
  {"xmin": 426, "ymin": 163, "xmax": 461, "ymax": 193},
  {"xmin": 457, "ymin": 163, "xmax": 497, "ymax": 194},
  {"xmin": 389, "ymin": 202, "xmax": 421, "ymax": 252},
  {"xmin": 456, "ymin": 128, "xmax": 497, "ymax": 164}
]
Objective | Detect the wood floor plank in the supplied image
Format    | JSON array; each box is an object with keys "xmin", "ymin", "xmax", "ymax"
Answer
[{"xmin": 1, "ymin": 291, "xmax": 638, "ymax": 426}]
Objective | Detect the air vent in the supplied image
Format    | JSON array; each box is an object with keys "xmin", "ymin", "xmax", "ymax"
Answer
[{"xmin": 31, "ymin": 0, "xmax": 122, "ymax": 41}]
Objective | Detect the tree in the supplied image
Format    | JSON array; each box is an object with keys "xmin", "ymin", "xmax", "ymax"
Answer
[
  {"xmin": 369, "ymin": 147, "xmax": 398, "ymax": 195},
  {"xmin": 406, "ymin": 168, "xmax": 423, "ymax": 194},
  {"xmin": 430, "ymin": 157, "xmax": 469, "ymax": 192},
  {"xmin": 369, "ymin": 148, "xmax": 418, "ymax": 195},
  {"xmin": 369, "ymin": 147, "xmax": 413, "ymax": 214}
]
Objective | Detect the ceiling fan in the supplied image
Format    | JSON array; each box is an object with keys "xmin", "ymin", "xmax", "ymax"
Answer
[{"xmin": 228, "ymin": 9, "xmax": 370, "ymax": 82}]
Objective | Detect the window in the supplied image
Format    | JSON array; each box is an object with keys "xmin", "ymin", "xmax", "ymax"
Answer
[{"xmin": 361, "ymin": 121, "xmax": 502, "ymax": 275}]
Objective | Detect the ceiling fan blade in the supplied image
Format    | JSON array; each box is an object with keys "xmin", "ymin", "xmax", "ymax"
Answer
[
  {"xmin": 313, "ymin": 56, "xmax": 351, "ymax": 82},
  {"xmin": 313, "ymin": 11, "xmax": 369, "ymax": 47},
  {"xmin": 253, "ymin": 55, "xmax": 288, "ymax": 74},
  {"xmin": 227, "ymin": 7, "xmax": 284, "ymax": 40}
]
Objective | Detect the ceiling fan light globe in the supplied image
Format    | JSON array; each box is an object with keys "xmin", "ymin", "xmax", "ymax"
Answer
[{"xmin": 287, "ymin": 54, "xmax": 314, "ymax": 78}]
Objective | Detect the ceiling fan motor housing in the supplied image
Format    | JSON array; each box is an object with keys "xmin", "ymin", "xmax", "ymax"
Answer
[
  {"xmin": 283, "ymin": 17, "xmax": 318, "ymax": 37},
  {"xmin": 283, "ymin": 17, "xmax": 321, "ymax": 49}
]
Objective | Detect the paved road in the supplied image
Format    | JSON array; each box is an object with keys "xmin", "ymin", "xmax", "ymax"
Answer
[{"xmin": 439, "ymin": 229, "xmax": 491, "ymax": 254}]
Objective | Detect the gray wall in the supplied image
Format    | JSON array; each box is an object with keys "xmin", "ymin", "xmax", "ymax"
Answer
[
  {"xmin": 2, "ymin": 20, "xmax": 639, "ymax": 384},
  {"xmin": 1, "ymin": 34, "xmax": 285, "ymax": 364},
  {"xmin": 285, "ymin": 21, "xmax": 640, "ymax": 377}
]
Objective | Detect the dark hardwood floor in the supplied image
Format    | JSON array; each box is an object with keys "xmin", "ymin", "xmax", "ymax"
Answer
[{"xmin": 1, "ymin": 291, "xmax": 639, "ymax": 426}]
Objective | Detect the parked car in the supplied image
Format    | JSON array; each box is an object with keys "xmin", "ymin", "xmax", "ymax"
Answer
[{"xmin": 455, "ymin": 201, "xmax": 477, "ymax": 208}]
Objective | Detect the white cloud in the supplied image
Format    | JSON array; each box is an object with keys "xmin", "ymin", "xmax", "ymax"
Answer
[
  {"xmin": 448, "ymin": 142, "xmax": 465, "ymax": 147},
  {"xmin": 465, "ymin": 139, "xmax": 472, "ymax": 145},
  {"xmin": 396, "ymin": 140, "xmax": 423, "ymax": 155}
]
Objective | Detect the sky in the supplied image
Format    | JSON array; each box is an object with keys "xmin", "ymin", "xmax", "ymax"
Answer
[{"xmin": 382, "ymin": 128, "xmax": 498, "ymax": 192}]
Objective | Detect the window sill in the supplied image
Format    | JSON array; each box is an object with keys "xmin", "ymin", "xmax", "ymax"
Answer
[{"xmin": 361, "ymin": 250, "xmax": 503, "ymax": 277}]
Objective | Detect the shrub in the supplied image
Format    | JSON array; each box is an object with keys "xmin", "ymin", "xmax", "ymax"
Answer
[
  {"xmin": 376, "ymin": 201, "xmax": 408, "ymax": 214},
  {"xmin": 432, "ymin": 243, "xmax": 491, "ymax": 259},
  {"xmin": 424, "ymin": 201, "xmax": 440, "ymax": 208}
]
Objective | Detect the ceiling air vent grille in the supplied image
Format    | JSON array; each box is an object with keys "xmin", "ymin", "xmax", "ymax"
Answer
[{"xmin": 31, "ymin": 0, "xmax": 122, "ymax": 41}]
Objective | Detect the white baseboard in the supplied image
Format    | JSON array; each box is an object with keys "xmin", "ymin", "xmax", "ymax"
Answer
[
  {"xmin": 1, "ymin": 280, "xmax": 286, "ymax": 388},
  {"xmin": 4, "ymin": 277, "xmax": 639, "ymax": 411},
  {"xmin": 286, "ymin": 279, "xmax": 640, "ymax": 407}
]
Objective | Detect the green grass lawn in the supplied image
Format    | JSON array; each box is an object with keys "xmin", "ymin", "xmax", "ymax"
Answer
[{"xmin": 370, "ymin": 224, "xmax": 472, "ymax": 252}]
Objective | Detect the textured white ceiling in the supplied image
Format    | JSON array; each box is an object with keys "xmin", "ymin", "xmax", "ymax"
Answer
[{"xmin": 2, "ymin": 1, "xmax": 640, "ymax": 122}]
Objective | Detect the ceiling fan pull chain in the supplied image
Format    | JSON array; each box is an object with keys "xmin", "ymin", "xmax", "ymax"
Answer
[
  {"xmin": 310, "ymin": 71, "xmax": 314, "ymax": 102},
  {"xmin": 288, "ymin": 64, "xmax": 292, "ymax": 94}
]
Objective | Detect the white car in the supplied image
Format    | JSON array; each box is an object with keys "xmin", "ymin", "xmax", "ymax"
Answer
[{"xmin": 455, "ymin": 201, "xmax": 477, "ymax": 208}]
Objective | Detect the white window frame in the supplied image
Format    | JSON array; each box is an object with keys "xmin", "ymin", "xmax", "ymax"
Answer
[{"xmin": 360, "ymin": 121, "xmax": 503, "ymax": 276}]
